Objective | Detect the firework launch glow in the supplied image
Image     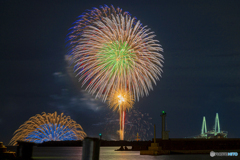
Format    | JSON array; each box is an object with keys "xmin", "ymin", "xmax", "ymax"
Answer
[
  {"xmin": 68, "ymin": 5, "xmax": 164, "ymax": 102},
  {"xmin": 108, "ymin": 89, "xmax": 134, "ymax": 112},
  {"xmin": 9, "ymin": 112, "xmax": 87, "ymax": 145}
]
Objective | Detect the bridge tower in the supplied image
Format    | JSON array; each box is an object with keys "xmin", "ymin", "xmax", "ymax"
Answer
[
  {"xmin": 195, "ymin": 113, "xmax": 227, "ymax": 138},
  {"xmin": 214, "ymin": 113, "xmax": 220, "ymax": 135},
  {"xmin": 201, "ymin": 116, "xmax": 207, "ymax": 135}
]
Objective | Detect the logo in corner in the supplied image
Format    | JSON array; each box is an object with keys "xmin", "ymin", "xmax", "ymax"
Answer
[{"xmin": 210, "ymin": 151, "xmax": 215, "ymax": 157}]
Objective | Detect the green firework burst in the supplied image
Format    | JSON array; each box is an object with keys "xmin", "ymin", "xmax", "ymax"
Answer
[{"xmin": 98, "ymin": 41, "xmax": 136, "ymax": 76}]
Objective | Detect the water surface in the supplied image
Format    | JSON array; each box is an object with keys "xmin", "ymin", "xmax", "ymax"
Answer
[{"xmin": 23, "ymin": 147, "xmax": 240, "ymax": 160}]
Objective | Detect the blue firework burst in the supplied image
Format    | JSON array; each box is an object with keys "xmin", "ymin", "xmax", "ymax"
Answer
[{"xmin": 9, "ymin": 112, "xmax": 87, "ymax": 145}]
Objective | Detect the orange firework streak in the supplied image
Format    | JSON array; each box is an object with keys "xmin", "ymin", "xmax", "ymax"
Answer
[
  {"xmin": 119, "ymin": 105, "xmax": 123, "ymax": 140},
  {"xmin": 118, "ymin": 95, "xmax": 125, "ymax": 140},
  {"xmin": 119, "ymin": 107, "xmax": 125, "ymax": 140},
  {"xmin": 122, "ymin": 110, "xmax": 125, "ymax": 140}
]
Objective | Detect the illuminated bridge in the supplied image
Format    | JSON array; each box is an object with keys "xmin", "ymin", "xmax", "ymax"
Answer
[{"xmin": 192, "ymin": 113, "xmax": 228, "ymax": 139}]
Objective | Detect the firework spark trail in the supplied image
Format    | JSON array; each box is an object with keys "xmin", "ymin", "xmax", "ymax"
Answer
[
  {"xmin": 9, "ymin": 112, "xmax": 87, "ymax": 146},
  {"xmin": 122, "ymin": 110, "xmax": 125, "ymax": 140},
  {"xmin": 68, "ymin": 5, "xmax": 164, "ymax": 102}
]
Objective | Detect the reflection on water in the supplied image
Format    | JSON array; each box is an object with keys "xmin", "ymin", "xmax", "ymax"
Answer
[{"xmin": 31, "ymin": 146, "xmax": 238, "ymax": 160}]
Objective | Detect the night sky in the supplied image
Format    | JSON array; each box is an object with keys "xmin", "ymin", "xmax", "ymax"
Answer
[{"xmin": 1, "ymin": 0, "xmax": 240, "ymax": 145}]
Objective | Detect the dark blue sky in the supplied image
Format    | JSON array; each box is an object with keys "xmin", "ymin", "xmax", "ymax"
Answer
[{"xmin": 1, "ymin": 0, "xmax": 240, "ymax": 144}]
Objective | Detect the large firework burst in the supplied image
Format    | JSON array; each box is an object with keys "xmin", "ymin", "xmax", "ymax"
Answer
[
  {"xmin": 9, "ymin": 112, "xmax": 87, "ymax": 145},
  {"xmin": 68, "ymin": 5, "xmax": 164, "ymax": 101}
]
